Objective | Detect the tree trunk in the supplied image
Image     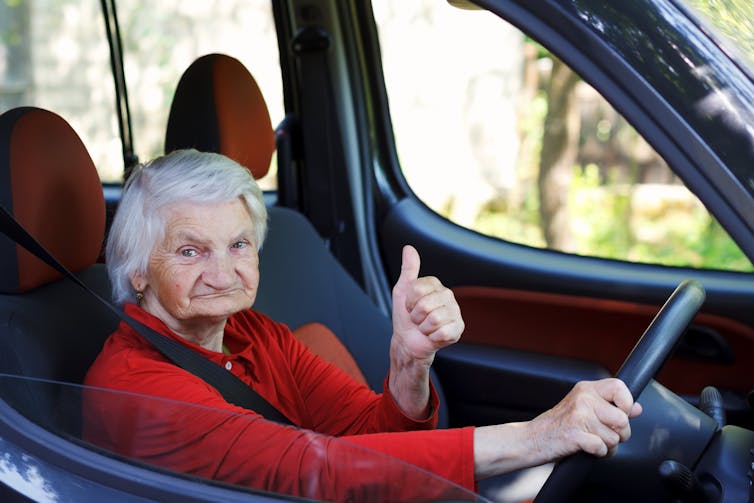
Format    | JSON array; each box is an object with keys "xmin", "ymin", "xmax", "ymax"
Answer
[{"xmin": 538, "ymin": 58, "xmax": 580, "ymax": 251}]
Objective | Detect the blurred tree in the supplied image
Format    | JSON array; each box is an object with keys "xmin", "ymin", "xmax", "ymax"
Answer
[
  {"xmin": 0, "ymin": 0, "xmax": 31, "ymax": 110},
  {"xmin": 537, "ymin": 57, "xmax": 580, "ymax": 251}
]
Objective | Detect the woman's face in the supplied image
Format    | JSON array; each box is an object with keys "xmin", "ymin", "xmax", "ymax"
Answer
[{"xmin": 131, "ymin": 198, "xmax": 260, "ymax": 333}]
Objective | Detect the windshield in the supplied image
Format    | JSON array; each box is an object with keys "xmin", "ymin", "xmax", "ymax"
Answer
[{"xmin": 0, "ymin": 375, "xmax": 485, "ymax": 502}]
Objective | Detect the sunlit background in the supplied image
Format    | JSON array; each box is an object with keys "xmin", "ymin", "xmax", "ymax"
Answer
[{"xmin": 1, "ymin": 0, "xmax": 752, "ymax": 272}]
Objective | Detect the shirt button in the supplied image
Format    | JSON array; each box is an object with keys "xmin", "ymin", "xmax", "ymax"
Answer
[{"xmin": 225, "ymin": 361, "xmax": 232, "ymax": 370}]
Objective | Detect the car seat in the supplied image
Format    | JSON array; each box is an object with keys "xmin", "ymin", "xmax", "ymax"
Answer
[
  {"xmin": 164, "ymin": 53, "xmax": 380, "ymax": 388},
  {"xmin": 0, "ymin": 106, "xmax": 119, "ymax": 433},
  {"xmin": 164, "ymin": 54, "xmax": 448, "ymax": 424}
]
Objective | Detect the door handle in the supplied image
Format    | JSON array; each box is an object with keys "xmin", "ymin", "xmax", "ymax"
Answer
[{"xmin": 674, "ymin": 324, "xmax": 735, "ymax": 364}]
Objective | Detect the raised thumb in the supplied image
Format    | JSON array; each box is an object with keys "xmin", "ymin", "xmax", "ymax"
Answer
[{"xmin": 397, "ymin": 244, "xmax": 421, "ymax": 285}]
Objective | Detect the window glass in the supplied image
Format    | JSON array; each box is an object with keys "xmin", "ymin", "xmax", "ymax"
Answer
[
  {"xmin": 116, "ymin": 1, "xmax": 283, "ymax": 190},
  {"xmin": 0, "ymin": 0, "xmax": 121, "ymax": 182},
  {"xmin": 0, "ymin": 376, "xmax": 483, "ymax": 501},
  {"xmin": 373, "ymin": 1, "xmax": 753, "ymax": 272},
  {"xmin": 0, "ymin": 1, "xmax": 283, "ymax": 186},
  {"xmin": 682, "ymin": 0, "xmax": 754, "ymax": 76}
]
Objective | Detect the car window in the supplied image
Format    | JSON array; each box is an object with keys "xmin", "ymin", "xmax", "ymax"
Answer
[
  {"xmin": 115, "ymin": 0, "xmax": 283, "ymax": 190},
  {"xmin": 372, "ymin": 1, "xmax": 753, "ymax": 272},
  {"xmin": 681, "ymin": 0, "xmax": 754, "ymax": 77},
  {"xmin": 0, "ymin": 0, "xmax": 121, "ymax": 182},
  {"xmin": 0, "ymin": 1, "xmax": 282, "ymax": 189},
  {"xmin": 1, "ymin": 376, "xmax": 483, "ymax": 502}
]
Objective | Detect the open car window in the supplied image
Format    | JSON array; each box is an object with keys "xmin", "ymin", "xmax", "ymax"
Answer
[
  {"xmin": 114, "ymin": 0, "xmax": 283, "ymax": 190},
  {"xmin": 373, "ymin": 1, "xmax": 753, "ymax": 272},
  {"xmin": 0, "ymin": 0, "xmax": 120, "ymax": 181},
  {"xmin": 0, "ymin": 0, "xmax": 282, "ymax": 188},
  {"xmin": 0, "ymin": 375, "xmax": 485, "ymax": 502}
]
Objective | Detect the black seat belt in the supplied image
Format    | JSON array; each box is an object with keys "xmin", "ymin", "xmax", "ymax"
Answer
[{"xmin": 0, "ymin": 205, "xmax": 293, "ymax": 425}]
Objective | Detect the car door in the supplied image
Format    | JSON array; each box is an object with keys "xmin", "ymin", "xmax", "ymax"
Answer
[
  {"xmin": 278, "ymin": 0, "xmax": 754, "ymax": 431},
  {"xmin": 370, "ymin": 0, "xmax": 754, "ymax": 428}
]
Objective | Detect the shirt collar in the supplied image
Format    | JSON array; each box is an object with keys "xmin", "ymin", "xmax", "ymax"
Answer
[{"xmin": 122, "ymin": 303, "xmax": 254, "ymax": 362}]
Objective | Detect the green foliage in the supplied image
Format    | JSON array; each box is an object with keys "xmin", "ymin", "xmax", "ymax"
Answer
[
  {"xmin": 568, "ymin": 165, "xmax": 754, "ymax": 271},
  {"xmin": 475, "ymin": 188, "xmax": 545, "ymax": 248},
  {"xmin": 468, "ymin": 27, "xmax": 754, "ymax": 274},
  {"xmin": 569, "ymin": 164, "xmax": 634, "ymax": 259},
  {"xmin": 685, "ymin": 0, "xmax": 754, "ymax": 70},
  {"xmin": 474, "ymin": 160, "xmax": 753, "ymax": 272}
]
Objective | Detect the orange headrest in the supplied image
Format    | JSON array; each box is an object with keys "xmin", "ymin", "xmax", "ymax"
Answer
[
  {"xmin": 164, "ymin": 53, "xmax": 275, "ymax": 179},
  {"xmin": 0, "ymin": 107, "xmax": 105, "ymax": 293}
]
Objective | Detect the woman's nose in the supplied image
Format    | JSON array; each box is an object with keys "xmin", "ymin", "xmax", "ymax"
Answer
[{"xmin": 203, "ymin": 253, "xmax": 236, "ymax": 288}]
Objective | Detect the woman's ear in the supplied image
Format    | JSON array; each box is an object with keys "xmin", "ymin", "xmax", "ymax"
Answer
[{"xmin": 130, "ymin": 271, "xmax": 147, "ymax": 293}]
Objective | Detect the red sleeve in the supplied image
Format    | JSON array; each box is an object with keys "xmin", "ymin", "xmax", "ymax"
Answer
[{"xmin": 84, "ymin": 344, "xmax": 476, "ymax": 500}]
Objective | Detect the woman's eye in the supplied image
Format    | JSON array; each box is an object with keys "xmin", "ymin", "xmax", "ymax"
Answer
[
  {"xmin": 180, "ymin": 248, "xmax": 198, "ymax": 257},
  {"xmin": 232, "ymin": 241, "xmax": 248, "ymax": 249}
]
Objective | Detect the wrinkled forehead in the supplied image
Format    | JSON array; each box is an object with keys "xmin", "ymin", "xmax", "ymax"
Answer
[{"xmin": 157, "ymin": 198, "xmax": 255, "ymax": 243}]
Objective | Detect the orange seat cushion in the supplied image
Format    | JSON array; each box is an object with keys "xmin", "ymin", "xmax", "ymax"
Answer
[{"xmin": 292, "ymin": 322, "xmax": 368, "ymax": 386}]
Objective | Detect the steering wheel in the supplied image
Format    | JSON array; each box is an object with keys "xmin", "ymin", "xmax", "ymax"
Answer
[{"xmin": 534, "ymin": 280, "xmax": 706, "ymax": 503}]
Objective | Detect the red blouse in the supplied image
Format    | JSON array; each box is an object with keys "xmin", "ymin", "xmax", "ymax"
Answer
[{"xmin": 83, "ymin": 304, "xmax": 476, "ymax": 501}]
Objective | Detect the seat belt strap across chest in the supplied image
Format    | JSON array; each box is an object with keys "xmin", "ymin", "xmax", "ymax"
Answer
[{"xmin": 0, "ymin": 205, "xmax": 293, "ymax": 425}]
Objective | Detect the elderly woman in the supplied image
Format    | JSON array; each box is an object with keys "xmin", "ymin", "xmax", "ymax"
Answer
[{"xmin": 84, "ymin": 149, "xmax": 641, "ymax": 501}]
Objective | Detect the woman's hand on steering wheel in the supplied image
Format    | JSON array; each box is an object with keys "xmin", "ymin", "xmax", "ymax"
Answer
[
  {"xmin": 534, "ymin": 280, "xmax": 705, "ymax": 502},
  {"xmin": 527, "ymin": 378, "xmax": 642, "ymax": 460}
]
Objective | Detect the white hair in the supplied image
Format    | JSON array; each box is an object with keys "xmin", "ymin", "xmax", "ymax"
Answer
[{"xmin": 107, "ymin": 149, "xmax": 267, "ymax": 304}]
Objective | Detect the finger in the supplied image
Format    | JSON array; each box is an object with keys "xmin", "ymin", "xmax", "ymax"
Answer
[
  {"xmin": 425, "ymin": 322, "xmax": 464, "ymax": 348},
  {"xmin": 617, "ymin": 421, "xmax": 632, "ymax": 443},
  {"xmin": 418, "ymin": 305, "xmax": 464, "ymax": 339},
  {"xmin": 591, "ymin": 419, "xmax": 623, "ymax": 449},
  {"xmin": 408, "ymin": 285, "xmax": 455, "ymax": 325},
  {"xmin": 582, "ymin": 414, "xmax": 623, "ymax": 454},
  {"xmin": 629, "ymin": 402, "xmax": 643, "ymax": 418},
  {"xmin": 594, "ymin": 403, "xmax": 630, "ymax": 435},
  {"xmin": 405, "ymin": 276, "xmax": 444, "ymax": 313},
  {"xmin": 599, "ymin": 378, "xmax": 636, "ymax": 415},
  {"xmin": 396, "ymin": 245, "xmax": 421, "ymax": 289},
  {"xmin": 575, "ymin": 431, "xmax": 609, "ymax": 458},
  {"xmin": 606, "ymin": 414, "xmax": 632, "ymax": 444},
  {"xmin": 589, "ymin": 381, "xmax": 636, "ymax": 443}
]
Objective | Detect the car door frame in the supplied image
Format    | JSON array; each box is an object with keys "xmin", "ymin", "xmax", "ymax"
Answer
[{"xmin": 332, "ymin": 0, "xmax": 754, "ymax": 426}]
